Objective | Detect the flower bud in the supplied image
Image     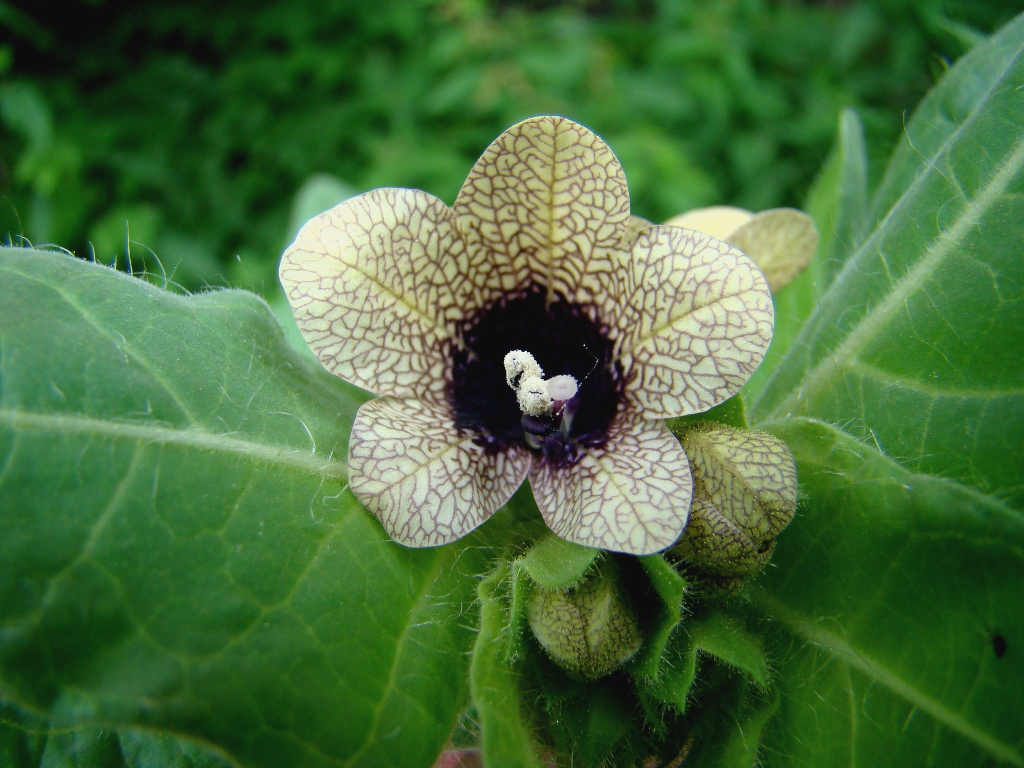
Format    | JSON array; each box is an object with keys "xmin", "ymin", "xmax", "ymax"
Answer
[
  {"xmin": 526, "ymin": 561, "xmax": 642, "ymax": 680},
  {"xmin": 673, "ymin": 424, "xmax": 797, "ymax": 580},
  {"xmin": 665, "ymin": 206, "xmax": 818, "ymax": 292}
]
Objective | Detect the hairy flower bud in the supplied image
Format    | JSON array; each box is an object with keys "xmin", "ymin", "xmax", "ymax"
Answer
[
  {"xmin": 526, "ymin": 561, "xmax": 642, "ymax": 680},
  {"xmin": 672, "ymin": 424, "xmax": 797, "ymax": 580}
]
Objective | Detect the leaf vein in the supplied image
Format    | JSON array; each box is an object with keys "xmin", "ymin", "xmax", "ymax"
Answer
[
  {"xmin": 847, "ymin": 359, "xmax": 1024, "ymax": 399},
  {"xmin": 762, "ymin": 73, "xmax": 1024, "ymax": 420},
  {"xmin": 0, "ymin": 264, "xmax": 201, "ymax": 423},
  {"xmin": 753, "ymin": 587, "xmax": 1024, "ymax": 766},
  {"xmin": 1, "ymin": 408, "xmax": 347, "ymax": 479},
  {"xmin": 343, "ymin": 551, "xmax": 450, "ymax": 767}
]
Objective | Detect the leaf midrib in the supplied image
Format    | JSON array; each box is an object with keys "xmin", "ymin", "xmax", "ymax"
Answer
[
  {"xmin": 752, "ymin": 586, "xmax": 1024, "ymax": 766},
  {"xmin": 844, "ymin": 359, "xmax": 1024, "ymax": 399},
  {"xmin": 768, "ymin": 134, "xmax": 1024, "ymax": 420},
  {"xmin": 1, "ymin": 408, "xmax": 347, "ymax": 479},
  {"xmin": 761, "ymin": 417, "xmax": 1023, "ymax": 521},
  {"xmin": 756, "ymin": 39, "xmax": 1024, "ymax": 420}
]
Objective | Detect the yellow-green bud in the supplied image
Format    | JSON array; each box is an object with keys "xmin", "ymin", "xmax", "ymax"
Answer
[
  {"xmin": 665, "ymin": 206, "xmax": 818, "ymax": 292},
  {"xmin": 673, "ymin": 424, "xmax": 797, "ymax": 579},
  {"xmin": 526, "ymin": 561, "xmax": 642, "ymax": 680}
]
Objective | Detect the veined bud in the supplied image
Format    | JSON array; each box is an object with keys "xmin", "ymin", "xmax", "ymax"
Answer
[
  {"xmin": 672, "ymin": 424, "xmax": 797, "ymax": 580},
  {"xmin": 526, "ymin": 561, "xmax": 642, "ymax": 680}
]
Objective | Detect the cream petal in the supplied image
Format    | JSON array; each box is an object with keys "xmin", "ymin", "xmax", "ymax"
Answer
[
  {"xmin": 529, "ymin": 412, "xmax": 692, "ymax": 555},
  {"xmin": 616, "ymin": 225, "xmax": 774, "ymax": 418},
  {"xmin": 664, "ymin": 206, "xmax": 753, "ymax": 240},
  {"xmin": 349, "ymin": 397, "xmax": 532, "ymax": 547},
  {"xmin": 726, "ymin": 208, "xmax": 818, "ymax": 291},
  {"xmin": 453, "ymin": 116, "xmax": 630, "ymax": 316},
  {"xmin": 279, "ymin": 187, "xmax": 481, "ymax": 406}
]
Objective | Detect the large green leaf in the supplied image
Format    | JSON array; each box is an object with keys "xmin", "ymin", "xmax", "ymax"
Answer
[
  {"xmin": 743, "ymin": 108, "xmax": 869, "ymax": 403},
  {"xmin": 755, "ymin": 418, "xmax": 1023, "ymax": 767},
  {"xmin": 750, "ymin": 13, "xmax": 1024, "ymax": 506},
  {"xmin": 0, "ymin": 247, "xmax": 487, "ymax": 768},
  {"xmin": 741, "ymin": 18, "xmax": 1024, "ymax": 767},
  {"xmin": 470, "ymin": 564, "xmax": 542, "ymax": 768},
  {"xmin": 0, "ymin": 703, "xmax": 230, "ymax": 768}
]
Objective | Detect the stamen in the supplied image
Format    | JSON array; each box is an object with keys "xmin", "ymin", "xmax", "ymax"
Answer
[
  {"xmin": 505, "ymin": 349, "xmax": 580, "ymax": 420},
  {"xmin": 504, "ymin": 350, "xmax": 544, "ymax": 390},
  {"xmin": 517, "ymin": 375, "xmax": 554, "ymax": 417}
]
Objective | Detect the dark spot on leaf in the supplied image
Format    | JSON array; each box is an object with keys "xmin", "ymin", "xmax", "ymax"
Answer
[{"xmin": 992, "ymin": 633, "xmax": 1006, "ymax": 659}]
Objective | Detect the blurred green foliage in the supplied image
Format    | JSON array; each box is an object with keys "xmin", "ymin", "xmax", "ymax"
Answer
[{"xmin": 0, "ymin": 0, "xmax": 1017, "ymax": 294}]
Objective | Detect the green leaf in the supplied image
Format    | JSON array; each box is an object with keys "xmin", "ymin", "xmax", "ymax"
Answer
[
  {"xmin": 0, "ymin": 248, "xmax": 488, "ymax": 768},
  {"xmin": 742, "ymin": 109, "xmax": 868, "ymax": 403},
  {"xmin": 683, "ymin": 674, "xmax": 777, "ymax": 768},
  {"xmin": 688, "ymin": 609, "xmax": 768, "ymax": 688},
  {"xmin": 628, "ymin": 555, "xmax": 686, "ymax": 679},
  {"xmin": 0, "ymin": 706, "xmax": 231, "ymax": 768},
  {"xmin": 552, "ymin": 684, "xmax": 632, "ymax": 766},
  {"xmin": 636, "ymin": 628, "xmax": 698, "ymax": 714},
  {"xmin": 755, "ymin": 418, "xmax": 1024, "ymax": 767},
  {"xmin": 806, "ymin": 107, "xmax": 870, "ymax": 288},
  {"xmin": 750, "ymin": 15, "xmax": 1024, "ymax": 506},
  {"xmin": 517, "ymin": 663, "xmax": 636, "ymax": 767},
  {"xmin": 517, "ymin": 534, "xmax": 601, "ymax": 590},
  {"xmin": 20, "ymin": 729, "xmax": 123, "ymax": 768},
  {"xmin": 637, "ymin": 606, "xmax": 769, "ymax": 714},
  {"xmin": 118, "ymin": 730, "xmax": 230, "ymax": 768},
  {"xmin": 470, "ymin": 565, "xmax": 542, "ymax": 768}
]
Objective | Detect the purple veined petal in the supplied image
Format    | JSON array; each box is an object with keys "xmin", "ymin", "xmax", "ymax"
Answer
[
  {"xmin": 615, "ymin": 225, "xmax": 775, "ymax": 419},
  {"xmin": 349, "ymin": 396, "xmax": 532, "ymax": 547},
  {"xmin": 280, "ymin": 187, "xmax": 486, "ymax": 407},
  {"xmin": 529, "ymin": 411, "xmax": 692, "ymax": 555},
  {"xmin": 453, "ymin": 115, "xmax": 631, "ymax": 316}
]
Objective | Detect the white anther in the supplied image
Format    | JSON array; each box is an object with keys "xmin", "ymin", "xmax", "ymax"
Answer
[
  {"xmin": 517, "ymin": 375, "xmax": 554, "ymax": 417},
  {"xmin": 504, "ymin": 350, "xmax": 544, "ymax": 391}
]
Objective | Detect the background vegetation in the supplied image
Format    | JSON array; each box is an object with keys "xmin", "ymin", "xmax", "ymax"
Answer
[{"xmin": 1, "ymin": 0, "xmax": 1017, "ymax": 295}]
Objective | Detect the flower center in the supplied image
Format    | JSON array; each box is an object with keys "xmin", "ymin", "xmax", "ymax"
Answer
[
  {"xmin": 448, "ymin": 286, "xmax": 623, "ymax": 467},
  {"xmin": 503, "ymin": 349, "xmax": 579, "ymax": 418}
]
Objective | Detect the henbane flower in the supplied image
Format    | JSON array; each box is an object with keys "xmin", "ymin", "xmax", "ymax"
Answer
[{"xmin": 279, "ymin": 116, "xmax": 774, "ymax": 555}]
